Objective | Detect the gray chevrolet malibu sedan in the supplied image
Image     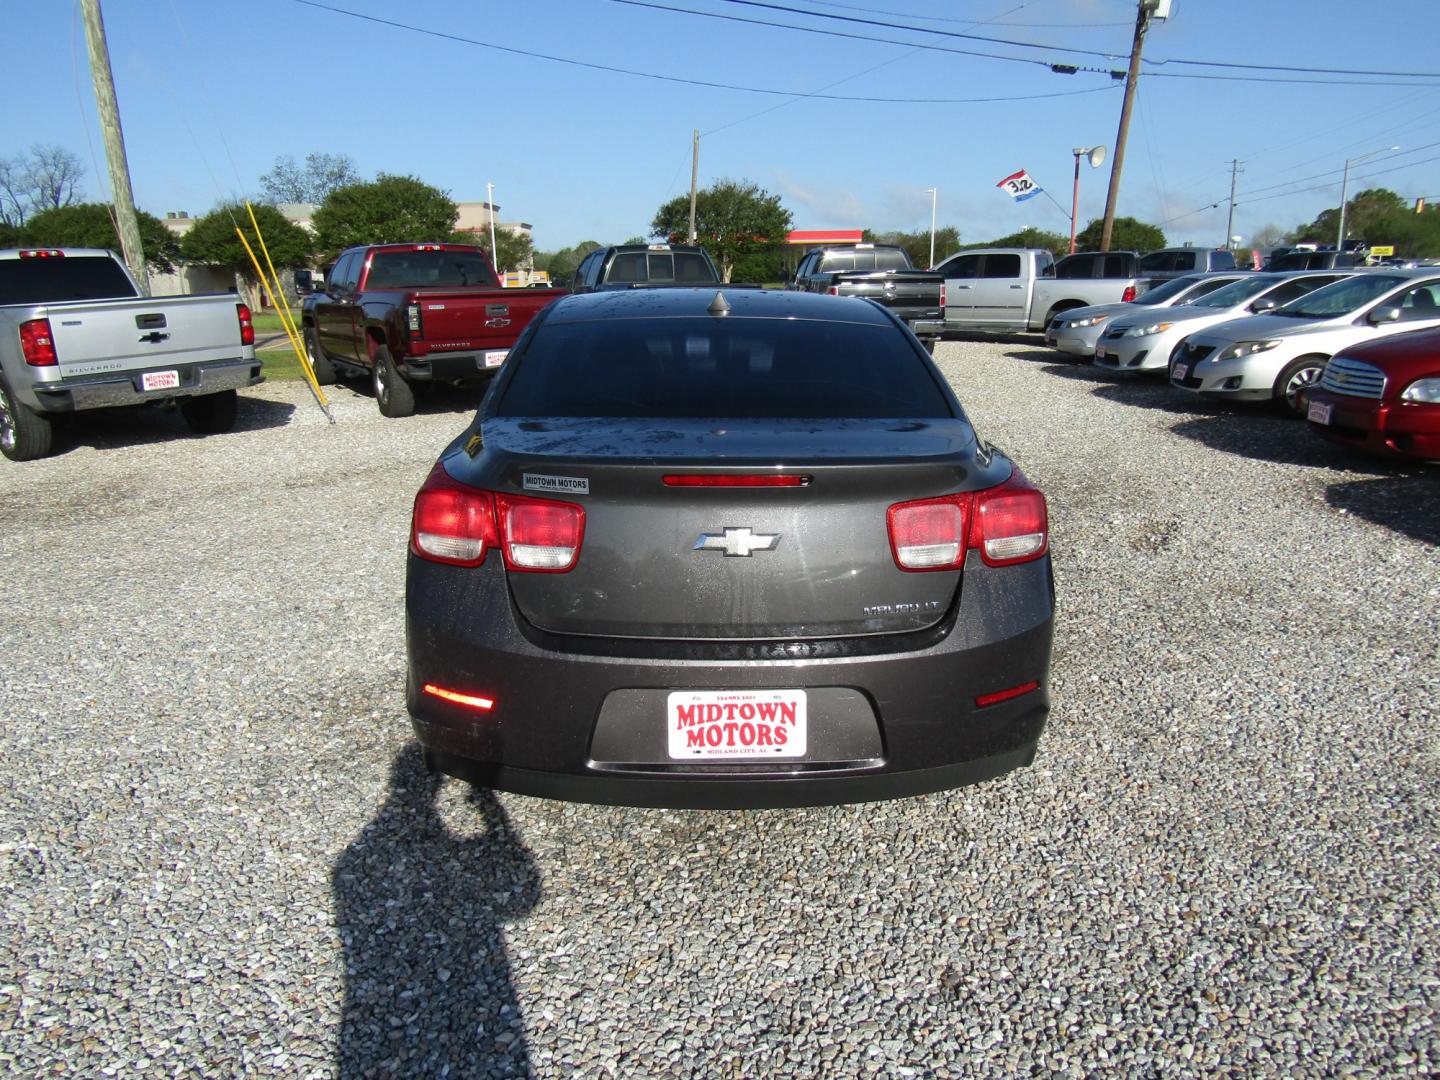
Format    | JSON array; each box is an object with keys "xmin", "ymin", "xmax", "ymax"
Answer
[{"xmin": 405, "ymin": 288, "xmax": 1054, "ymax": 808}]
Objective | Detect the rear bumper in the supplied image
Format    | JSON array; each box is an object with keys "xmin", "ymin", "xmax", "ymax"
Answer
[
  {"xmin": 402, "ymin": 350, "xmax": 508, "ymax": 384},
  {"xmin": 1302, "ymin": 388, "xmax": 1440, "ymax": 460},
  {"xmin": 405, "ymin": 553, "xmax": 1055, "ymax": 809},
  {"xmin": 31, "ymin": 356, "xmax": 262, "ymax": 413}
]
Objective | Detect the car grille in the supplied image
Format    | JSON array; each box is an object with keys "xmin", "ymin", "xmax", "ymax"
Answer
[
  {"xmin": 1320, "ymin": 356, "xmax": 1386, "ymax": 399},
  {"xmin": 1180, "ymin": 342, "xmax": 1214, "ymax": 364},
  {"xmin": 1103, "ymin": 326, "xmax": 1127, "ymax": 339}
]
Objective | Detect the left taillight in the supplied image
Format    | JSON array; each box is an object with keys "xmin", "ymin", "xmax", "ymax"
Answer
[
  {"xmin": 411, "ymin": 464, "xmax": 498, "ymax": 567},
  {"xmin": 410, "ymin": 466, "xmax": 585, "ymax": 572},
  {"xmin": 236, "ymin": 303, "xmax": 254, "ymax": 346},
  {"xmin": 887, "ymin": 469, "xmax": 1049, "ymax": 572},
  {"xmin": 1120, "ymin": 285, "xmax": 1137, "ymax": 303},
  {"xmin": 19, "ymin": 319, "xmax": 57, "ymax": 366}
]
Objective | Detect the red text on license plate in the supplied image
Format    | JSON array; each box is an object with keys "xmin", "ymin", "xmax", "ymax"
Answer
[
  {"xmin": 1308, "ymin": 401, "xmax": 1332, "ymax": 425},
  {"xmin": 667, "ymin": 689, "xmax": 807, "ymax": 759},
  {"xmin": 1172, "ymin": 363, "xmax": 1189, "ymax": 382},
  {"xmin": 484, "ymin": 350, "xmax": 508, "ymax": 368},
  {"xmin": 142, "ymin": 370, "xmax": 179, "ymax": 391}
]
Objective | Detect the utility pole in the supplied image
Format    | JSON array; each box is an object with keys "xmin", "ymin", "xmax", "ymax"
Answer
[
  {"xmin": 1099, "ymin": 0, "xmax": 1154, "ymax": 252},
  {"xmin": 688, "ymin": 130, "xmax": 699, "ymax": 244},
  {"xmin": 1223, "ymin": 160, "xmax": 1243, "ymax": 248},
  {"xmin": 80, "ymin": 0, "xmax": 148, "ymax": 294}
]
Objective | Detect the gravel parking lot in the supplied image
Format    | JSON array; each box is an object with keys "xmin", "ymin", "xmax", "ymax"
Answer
[{"xmin": 2, "ymin": 339, "xmax": 1437, "ymax": 1078}]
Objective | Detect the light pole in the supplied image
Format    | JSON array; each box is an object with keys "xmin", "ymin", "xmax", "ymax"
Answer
[
  {"xmin": 486, "ymin": 181, "xmax": 499, "ymax": 281},
  {"xmin": 1070, "ymin": 146, "xmax": 1106, "ymax": 254},
  {"xmin": 1336, "ymin": 146, "xmax": 1398, "ymax": 252},
  {"xmin": 925, "ymin": 188, "xmax": 937, "ymax": 267}
]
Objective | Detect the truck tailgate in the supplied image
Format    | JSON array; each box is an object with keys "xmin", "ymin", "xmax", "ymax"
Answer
[
  {"xmin": 42, "ymin": 293, "xmax": 245, "ymax": 376},
  {"xmin": 409, "ymin": 288, "xmax": 561, "ymax": 355}
]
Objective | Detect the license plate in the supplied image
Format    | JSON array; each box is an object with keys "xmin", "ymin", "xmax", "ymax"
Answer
[
  {"xmin": 141, "ymin": 370, "xmax": 179, "ymax": 391},
  {"xmin": 1308, "ymin": 401, "xmax": 1332, "ymax": 425},
  {"xmin": 667, "ymin": 689, "xmax": 807, "ymax": 759},
  {"xmin": 483, "ymin": 350, "xmax": 508, "ymax": 369},
  {"xmin": 1172, "ymin": 363, "xmax": 1189, "ymax": 382},
  {"xmin": 1095, "ymin": 344, "xmax": 1107, "ymax": 359}
]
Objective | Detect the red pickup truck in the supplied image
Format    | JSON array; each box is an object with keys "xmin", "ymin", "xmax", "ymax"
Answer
[{"xmin": 300, "ymin": 243, "xmax": 563, "ymax": 416}]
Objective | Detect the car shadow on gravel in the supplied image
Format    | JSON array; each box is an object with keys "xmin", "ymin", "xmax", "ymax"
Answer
[
  {"xmin": 330, "ymin": 375, "xmax": 488, "ymax": 418},
  {"xmin": 1168, "ymin": 411, "xmax": 1424, "ymax": 474},
  {"xmin": 946, "ymin": 330, "xmax": 1043, "ymax": 349},
  {"xmin": 44, "ymin": 396, "xmax": 297, "ymax": 456},
  {"xmin": 333, "ymin": 746, "xmax": 539, "ymax": 1078},
  {"xmin": 1087, "ymin": 380, "xmax": 1235, "ymax": 416},
  {"xmin": 1326, "ymin": 473, "xmax": 1440, "ymax": 545}
]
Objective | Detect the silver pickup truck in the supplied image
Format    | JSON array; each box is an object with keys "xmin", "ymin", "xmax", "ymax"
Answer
[
  {"xmin": 934, "ymin": 247, "xmax": 1149, "ymax": 334},
  {"xmin": 0, "ymin": 248, "xmax": 262, "ymax": 461}
]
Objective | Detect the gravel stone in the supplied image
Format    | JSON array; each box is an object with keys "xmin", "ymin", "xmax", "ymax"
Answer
[{"xmin": 0, "ymin": 343, "xmax": 1436, "ymax": 1077}]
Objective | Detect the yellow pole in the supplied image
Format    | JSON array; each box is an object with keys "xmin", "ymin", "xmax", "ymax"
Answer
[
  {"xmin": 234, "ymin": 227, "xmax": 333, "ymax": 421},
  {"xmin": 243, "ymin": 202, "xmax": 304, "ymax": 355}
]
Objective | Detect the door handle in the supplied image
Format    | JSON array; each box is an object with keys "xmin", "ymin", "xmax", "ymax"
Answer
[
  {"xmin": 1009, "ymin": 284, "xmax": 1024, "ymax": 289},
  {"xmin": 955, "ymin": 284, "xmax": 972, "ymax": 290}
]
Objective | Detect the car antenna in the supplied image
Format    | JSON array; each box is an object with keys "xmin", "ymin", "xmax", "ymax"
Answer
[{"xmin": 708, "ymin": 291, "xmax": 731, "ymax": 317}]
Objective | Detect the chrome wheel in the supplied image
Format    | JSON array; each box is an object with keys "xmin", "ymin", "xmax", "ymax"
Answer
[
  {"xmin": 373, "ymin": 357, "xmax": 387, "ymax": 406},
  {"xmin": 1282, "ymin": 362, "xmax": 1324, "ymax": 410},
  {"xmin": 0, "ymin": 384, "xmax": 15, "ymax": 454}
]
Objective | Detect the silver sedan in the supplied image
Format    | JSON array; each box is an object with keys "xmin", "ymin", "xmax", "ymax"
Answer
[{"xmin": 1045, "ymin": 272, "xmax": 1249, "ymax": 359}]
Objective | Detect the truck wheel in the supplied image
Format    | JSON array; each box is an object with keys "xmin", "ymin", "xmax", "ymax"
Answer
[
  {"xmin": 304, "ymin": 326, "xmax": 336, "ymax": 386},
  {"xmin": 179, "ymin": 389, "xmax": 239, "ymax": 434},
  {"xmin": 0, "ymin": 379, "xmax": 55, "ymax": 461},
  {"xmin": 1272, "ymin": 355, "xmax": 1327, "ymax": 416},
  {"xmin": 372, "ymin": 345, "xmax": 416, "ymax": 418}
]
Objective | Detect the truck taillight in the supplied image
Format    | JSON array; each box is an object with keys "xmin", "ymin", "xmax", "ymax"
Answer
[
  {"xmin": 940, "ymin": 283, "xmax": 947, "ymax": 308},
  {"xmin": 407, "ymin": 302, "xmax": 422, "ymax": 335},
  {"xmin": 887, "ymin": 469, "xmax": 1049, "ymax": 572},
  {"xmin": 410, "ymin": 465, "xmax": 586, "ymax": 573},
  {"xmin": 236, "ymin": 303, "xmax": 254, "ymax": 346},
  {"xmin": 1121, "ymin": 285, "xmax": 1137, "ymax": 302},
  {"xmin": 826, "ymin": 286, "xmax": 839, "ymax": 296},
  {"xmin": 19, "ymin": 319, "xmax": 57, "ymax": 366},
  {"xmin": 18, "ymin": 249, "xmax": 63, "ymax": 259}
]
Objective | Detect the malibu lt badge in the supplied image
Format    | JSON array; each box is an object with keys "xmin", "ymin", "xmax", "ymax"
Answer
[{"xmin": 693, "ymin": 527, "xmax": 780, "ymax": 557}]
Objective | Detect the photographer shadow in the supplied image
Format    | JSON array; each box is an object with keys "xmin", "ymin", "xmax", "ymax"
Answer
[{"xmin": 333, "ymin": 747, "xmax": 539, "ymax": 1078}]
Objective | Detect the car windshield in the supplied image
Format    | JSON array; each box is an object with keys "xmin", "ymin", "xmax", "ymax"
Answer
[
  {"xmin": 1189, "ymin": 276, "xmax": 1277, "ymax": 308},
  {"xmin": 1136, "ymin": 275, "xmax": 1203, "ymax": 304},
  {"xmin": 1274, "ymin": 275, "xmax": 1406, "ymax": 317},
  {"xmin": 497, "ymin": 316, "xmax": 954, "ymax": 419}
]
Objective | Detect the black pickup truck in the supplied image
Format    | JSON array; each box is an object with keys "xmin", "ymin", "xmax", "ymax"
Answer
[
  {"xmin": 788, "ymin": 243, "xmax": 944, "ymax": 352},
  {"xmin": 570, "ymin": 243, "xmax": 723, "ymax": 292}
]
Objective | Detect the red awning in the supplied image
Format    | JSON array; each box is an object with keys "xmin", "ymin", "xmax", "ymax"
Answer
[{"xmin": 787, "ymin": 229, "xmax": 864, "ymax": 246}]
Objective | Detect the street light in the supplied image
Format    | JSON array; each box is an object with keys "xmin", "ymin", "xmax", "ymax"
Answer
[
  {"xmin": 486, "ymin": 181, "xmax": 499, "ymax": 281},
  {"xmin": 1070, "ymin": 146, "xmax": 1106, "ymax": 254},
  {"xmin": 925, "ymin": 188, "xmax": 937, "ymax": 267},
  {"xmin": 1337, "ymin": 146, "xmax": 1399, "ymax": 252}
]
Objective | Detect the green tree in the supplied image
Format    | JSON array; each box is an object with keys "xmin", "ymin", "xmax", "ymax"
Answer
[
  {"xmin": 863, "ymin": 226, "xmax": 962, "ymax": 268},
  {"xmin": 1074, "ymin": 216, "xmax": 1165, "ymax": 252},
  {"xmin": 491, "ymin": 228, "xmax": 535, "ymax": 273},
  {"xmin": 259, "ymin": 152, "xmax": 361, "ymax": 205},
  {"xmin": 982, "ymin": 227, "xmax": 1069, "ymax": 259},
  {"xmin": 542, "ymin": 240, "xmax": 602, "ymax": 286},
  {"xmin": 651, "ymin": 179, "xmax": 793, "ymax": 282},
  {"xmin": 24, "ymin": 202, "xmax": 180, "ymax": 271},
  {"xmin": 1293, "ymin": 188, "xmax": 1408, "ymax": 248},
  {"xmin": 312, "ymin": 174, "xmax": 458, "ymax": 257},
  {"xmin": 180, "ymin": 203, "xmax": 311, "ymax": 308}
]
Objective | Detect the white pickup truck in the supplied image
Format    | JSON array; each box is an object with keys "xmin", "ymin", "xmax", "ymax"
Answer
[
  {"xmin": 933, "ymin": 247, "xmax": 1150, "ymax": 334},
  {"xmin": 0, "ymin": 248, "xmax": 261, "ymax": 461}
]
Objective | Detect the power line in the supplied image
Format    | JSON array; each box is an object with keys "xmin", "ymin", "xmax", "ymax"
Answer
[
  {"xmin": 791, "ymin": 0, "xmax": 1132, "ymax": 29},
  {"xmin": 291, "ymin": 0, "xmax": 1120, "ymax": 103}
]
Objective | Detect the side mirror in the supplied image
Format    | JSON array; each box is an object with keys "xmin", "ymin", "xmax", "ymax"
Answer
[
  {"xmin": 1369, "ymin": 305, "xmax": 1402, "ymax": 325},
  {"xmin": 1249, "ymin": 297, "xmax": 1278, "ymax": 313}
]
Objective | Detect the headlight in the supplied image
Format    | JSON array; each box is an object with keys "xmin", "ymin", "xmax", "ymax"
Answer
[
  {"xmin": 1124, "ymin": 321, "xmax": 1173, "ymax": 337},
  {"xmin": 1216, "ymin": 339, "xmax": 1282, "ymax": 361},
  {"xmin": 1401, "ymin": 378, "xmax": 1440, "ymax": 403},
  {"xmin": 1065, "ymin": 315, "xmax": 1106, "ymax": 328}
]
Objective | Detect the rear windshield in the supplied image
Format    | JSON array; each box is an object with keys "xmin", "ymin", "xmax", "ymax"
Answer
[
  {"xmin": 496, "ymin": 316, "xmax": 953, "ymax": 419},
  {"xmin": 364, "ymin": 250, "xmax": 498, "ymax": 289},
  {"xmin": 0, "ymin": 255, "xmax": 137, "ymax": 304}
]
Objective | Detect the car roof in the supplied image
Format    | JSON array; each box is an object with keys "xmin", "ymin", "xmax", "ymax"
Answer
[{"xmin": 544, "ymin": 286, "xmax": 898, "ymax": 327}]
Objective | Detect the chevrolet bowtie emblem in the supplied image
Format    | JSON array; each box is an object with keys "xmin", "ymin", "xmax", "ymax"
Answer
[{"xmin": 693, "ymin": 527, "xmax": 781, "ymax": 557}]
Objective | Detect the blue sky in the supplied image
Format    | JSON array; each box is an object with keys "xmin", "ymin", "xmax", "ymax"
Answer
[{"xmin": 8, "ymin": 0, "xmax": 1440, "ymax": 255}]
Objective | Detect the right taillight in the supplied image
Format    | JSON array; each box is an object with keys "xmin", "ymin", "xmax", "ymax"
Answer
[
  {"xmin": 970, "ymin": 470, "xmax": 1049, "ymax": 566},
  {"xmin": 494, "ymin": 492, "xmax": 585, "ymax": 572},
  {"xmin": 887, "ymin": 470, "xmax": 1049, "ymax": 572},
  {"xmin": 411, "ymin": 464, "xmax": 498, "ymax": 567},
  {"xmin": 20, "ymin": 318, "xmax": 57, "ymax": 366}
]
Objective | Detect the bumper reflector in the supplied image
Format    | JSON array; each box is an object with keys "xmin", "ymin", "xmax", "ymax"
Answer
[
  {"xmin": 974, "ymin": 680, "xmax": 1039, "ymax": 708},
  {"xmin": 422, "ymin": 683, "xmax": 495, "ymax": 711}
]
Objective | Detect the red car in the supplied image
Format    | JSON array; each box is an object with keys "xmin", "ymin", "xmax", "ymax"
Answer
[{"xmin": 1303, "ymin": 327, "xmax": 1440, "ymax": 461}]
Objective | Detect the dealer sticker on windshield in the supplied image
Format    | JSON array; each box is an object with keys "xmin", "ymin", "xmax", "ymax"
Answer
[{"xmin": 667, "ymin": 689, "xmax": 808, "ymax": 759}]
